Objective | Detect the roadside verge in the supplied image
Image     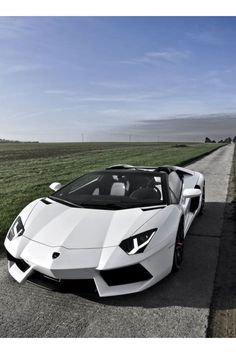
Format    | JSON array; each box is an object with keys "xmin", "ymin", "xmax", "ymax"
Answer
[{"xmin": 207, "ymin": 144, "xmax": 236, "ymax": 337}]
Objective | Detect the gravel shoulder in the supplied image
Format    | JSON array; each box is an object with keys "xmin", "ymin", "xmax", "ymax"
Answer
[{"xmin": 207, "ymin": 144, "xmax": 236, "ymax": 337}]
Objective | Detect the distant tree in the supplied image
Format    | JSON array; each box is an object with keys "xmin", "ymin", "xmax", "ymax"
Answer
[
  {"xmin": 218, "ymin": 139, "xmax": 224, "ymax": 143},
  {"xmin": 205, "ymin": 137, "xmax": 212, "ymax": 143},
  {"xmin": 0, "ymin": 138, "xmax": 38, "ymax": 143},
  {"xmin": 223, "ymin": 137, "xmax": 232, "ymax": 144},
  {"xmin": 233, "ymin": 136, "xmax": 236, "ymax": 143},
  {"xmin": 211, "ymin": 140, "xmax": 216, "ymax": 143}
]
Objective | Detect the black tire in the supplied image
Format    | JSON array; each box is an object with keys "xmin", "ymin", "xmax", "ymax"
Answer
[
  {"xmin": 171, "ymin": 220, "xmax": 185, "ymax": 273},
  {"xmin": 198, "ymin": 183, "xmax": 205, "ymax": 216}
]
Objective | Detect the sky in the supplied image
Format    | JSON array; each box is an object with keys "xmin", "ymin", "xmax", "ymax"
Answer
[{"xmin": 1, "ymin": 16, "xmax": 236, "ymax": 142}]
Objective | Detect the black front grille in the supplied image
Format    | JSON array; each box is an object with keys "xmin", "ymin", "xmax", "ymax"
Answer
[
  {"xmin": 100, "ymin": 263, "xmax": 152, "ymax": 286},
  {"xmin": 6, "ymin": 251, "xmax": 30, "ymax": 272},
  {"xmin": 28, "ymin": 271, "xmax": 96, "ymax": 293}
]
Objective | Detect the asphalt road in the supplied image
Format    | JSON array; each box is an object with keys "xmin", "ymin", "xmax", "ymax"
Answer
[{"xmin": 0, "ymin": 144, "xmax": 234, "ymax": 338}]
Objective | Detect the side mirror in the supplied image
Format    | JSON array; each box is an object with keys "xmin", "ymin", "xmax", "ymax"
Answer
[
  {"xmin": 182, "ymin": 188, "xmax": 201, "ymax": 198},
  {"xmin": 49, "ymin": 182, "xmax": 63, "ymax": 192}
]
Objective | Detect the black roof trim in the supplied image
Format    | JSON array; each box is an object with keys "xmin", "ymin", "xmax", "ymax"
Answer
[
  {"xmin": 106, "ymin": 164, "xmax": 136, "ymax": 170},
  {"xmin": 105, "ymin": 164, "xmax": 193, "ymax": 177},
  {"xmin": 155, "ymin": 165, "xmax": 193, "ymax": 176},
  {"xmin": 106, "ymin": 164, "xmax": 159, "ymax": 171}
]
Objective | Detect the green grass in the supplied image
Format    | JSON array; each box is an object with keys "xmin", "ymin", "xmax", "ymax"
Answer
[{"xmin": 0, "ymin": 142, "xmax": 223, "ymax": 245}]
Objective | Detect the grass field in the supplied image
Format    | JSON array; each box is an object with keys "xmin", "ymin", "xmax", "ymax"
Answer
[{"xmin": 0, "ymin": 142, "xmax": 223, "ymax": 245}]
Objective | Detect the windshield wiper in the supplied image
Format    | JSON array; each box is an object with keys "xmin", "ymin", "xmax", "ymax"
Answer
[
  {"xmin": 141, "ymin": 204, "xmax": 167, "ymax": 210},
  {"xmin": 48, "ymin": 196, "xmax": 82, "ymax": 208}
]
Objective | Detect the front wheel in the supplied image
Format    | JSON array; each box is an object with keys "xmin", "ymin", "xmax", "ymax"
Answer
[{"xmin": 171, "ymin": 221, "xmax": 184, "ymax": 273}]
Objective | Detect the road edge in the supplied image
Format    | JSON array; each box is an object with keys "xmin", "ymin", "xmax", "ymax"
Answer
[
  {"xmin": 179, "ymin": 144, "xmax": 225, "ymax": 167},
  {"xmin": 206, "ymin": 143, "xmax": 236, "ymax": 337}
]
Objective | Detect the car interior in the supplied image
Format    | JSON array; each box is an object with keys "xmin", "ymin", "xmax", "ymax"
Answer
[{"xmin": 65, "ymin": 172, "xmax": 164, "ymax": 202}]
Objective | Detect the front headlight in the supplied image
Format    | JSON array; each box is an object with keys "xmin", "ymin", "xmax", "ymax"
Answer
[
  {"xmin": 7, "ymin": 216, "xmax": 25, "ymax": 241},
  {"xmin": 120, "ymin": 228, "xmax": 157, "ymax": 255}
]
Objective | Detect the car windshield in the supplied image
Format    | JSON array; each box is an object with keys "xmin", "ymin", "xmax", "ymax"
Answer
[{"xmin": 51, "ymin": 170, "xmax": 167, "ymax": 209}]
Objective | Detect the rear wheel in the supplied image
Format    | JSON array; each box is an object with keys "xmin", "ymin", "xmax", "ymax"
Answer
[{"xmin": 172, "ymin": 221, "xmax": 184, "ymax": 273}]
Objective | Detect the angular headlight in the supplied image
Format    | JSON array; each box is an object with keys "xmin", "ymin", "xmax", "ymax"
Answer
[
  {"xmin": 7, "ymin": 216, "xmax": 25, "ymax": 241},
  {"xmin": 120, "ymin": 228, "xmax": 157, "ymax": 255}
]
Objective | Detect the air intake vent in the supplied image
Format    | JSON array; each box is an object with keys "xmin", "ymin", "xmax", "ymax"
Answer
[
  {"xmin": 100, "ymin": 264, "xmax": 152, "ymax": 286},
  {"xmin": 7, "ymin": 252, "xmax": 30, "ymax": 272},
  {"xmin": 41, "ymin": 199, "xmax": 52, "ymax": 205}
]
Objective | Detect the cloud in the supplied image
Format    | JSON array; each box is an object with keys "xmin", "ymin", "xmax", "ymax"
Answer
[
  {"xmin": 91, "ymin": 81, "xmax": 139, "ymax": 90},
  {"xmin": 206, "ymin": 77, "xmax": 227, "ymax": 89},
  {"xmin": 2, "ymin": 105, "xmax": 87, "ymax": 124},
  {"xmin": 113, "ymin": 113, "xmax": 236, "ymax": 142},
  {"xmin": 0, "ymin": 18, "xmax": 31, "ymax": 40},
  {"xmin": 187, "ymin": 30, "xmax": 221, "ymax": 45},
  {"xmin": 138, "ymin": 112, "xmax": 236, "ymax": 123},
  {"xmin": 44, "ymin": 89, "xmax": 75, "ymax": 95},
  {"xmin": 99, "ymin": 108, "xmax": 148, "ymax": 118},
  {"xmin": 5, "ymin": 63, "xmax": 46, "ymax": 74},
  {"xmin": 0, "ymin": 17, "xmax": 57, "ymax": 41},
  {"xmin": 67, "ymin": 91, "xmax": 168, "ymax": 103},
  {"xmin": 120, "ymin": 48, "xmax": 190, "ymax": 65},
  {"xmin": 145, "ymin": 50, "xmax": 190, "ymax": 62},
  {"xmin": 204, "ymin": 69, "xmax": 232, "ymax": 89}
]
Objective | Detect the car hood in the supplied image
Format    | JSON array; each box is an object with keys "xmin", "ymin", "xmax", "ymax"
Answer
[{"xmin": 23, "ymin": 198, "xmax": 162, "ymax": 249}]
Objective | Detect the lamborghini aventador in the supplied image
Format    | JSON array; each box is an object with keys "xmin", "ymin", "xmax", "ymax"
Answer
[{"xmin": 4, "ymin": 164, "xmax": 205, "ymax": 296}]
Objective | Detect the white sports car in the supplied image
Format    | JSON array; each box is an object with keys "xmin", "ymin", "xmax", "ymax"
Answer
[{"xmin": 4, "ymin": 164, "xmax": 205, "ymax": 297}]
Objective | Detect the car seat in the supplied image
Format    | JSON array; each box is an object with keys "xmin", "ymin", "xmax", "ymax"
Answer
[{"xmin": 110, "ymin": 182, "xmax": 126, "ymax": 196}]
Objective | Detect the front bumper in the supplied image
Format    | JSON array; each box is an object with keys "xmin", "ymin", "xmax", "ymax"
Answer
[{"xmin": 5, "ymin": 236, "xmax": 174, "ymax": 297}]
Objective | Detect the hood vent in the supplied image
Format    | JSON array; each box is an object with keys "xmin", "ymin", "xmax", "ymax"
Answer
[{"xmin": 41, "ymin": 198, "xmax": 52, "ymax": 205}]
